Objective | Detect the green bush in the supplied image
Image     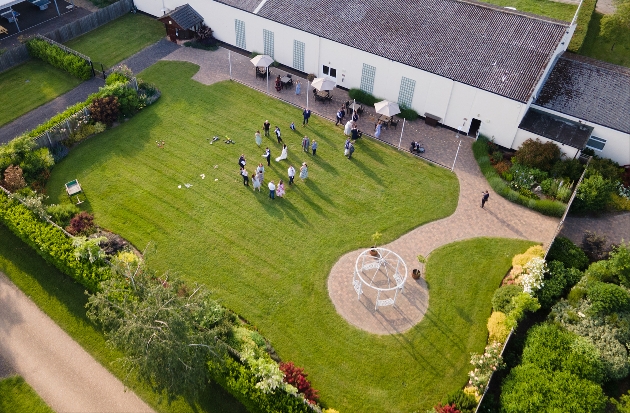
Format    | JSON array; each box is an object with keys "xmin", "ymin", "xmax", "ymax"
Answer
[
  {"xmin": 348, "ymin": 88, "xmax": 379, "ymax": 106},
  {"xmin": 492, "ymin": 285, "xmax": 523, "ymax": 313},
  {"xmin": 572, "ymin": 173, "xmax": 616, "ymax": 213},
  {"xmin": 500, "ymin": 364, "xmax": 607, "ymax": 413},
  {"xmin": 586, "ymin": 281, "xmax": 630, "ymax": 315},
  {"xmin": 551, "ymin": 158, "xmax": 584, "ymax": 182},
  {"xmin": 547, "ymin": 237, "xmax": 589, "ymax": 270},
  {"xmin": 513, "ymin": 138, "xmax": 561, "ymax": 172},
  {"xmin": 521, "ymin": 323, "xmax": 574, "ymax": 371},
  {"xmin": 505, "ymin": 293, "xmax": 540, "ymax": 329},
  {"xmin": 567, "ymin": 0, "xmax": 597, "ymax": 52},
  {"xmin": 105, "ymin": 72, "xmax": 129, "ymax": 86},
  {"xmin": 46, "ymin": 203, "xmax": 80, "ymax": 227},
  {"xmin": 109, "ymin": 84, "xmax": 141, "ymax": 117},
  {"xmin": 443, "ymin": 389, "xmax": 477, "ymax": 413},
  {"xmin": 609, "ymin": 244, "xmax": 630, "ymax": 289},
  {"xmin": 208, "ymin": 356, "xmax": 314, "ymax": 413},
  {"xmin": 536, "ymin": 261, "xmax": 583, "ymax": 309},
  {"xmin": 0, "ymin": 192, "xmax": 109, "ymax": 292},
  {"xmin": 563, "ymin": 336, "xmax": 605, "ymax": 384},
  {"xmin": 26, "ymin": 38, "xmax": 92, "ymax": 80},
  {"xmin": 399, "ymin": 107, "xmax": 419, "ymax": 121},
  {"xmin": 0, "ymin": 137, "xmax": 53, "ymax": 184},
  {"xmin": 588, "ymin": 156, "xmax": 623, "ymax": 182}
]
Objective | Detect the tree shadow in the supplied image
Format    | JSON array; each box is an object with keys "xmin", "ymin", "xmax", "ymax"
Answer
[{"xmin": 349, "ymin": 156, "xmax": 385, "ymax": 186}]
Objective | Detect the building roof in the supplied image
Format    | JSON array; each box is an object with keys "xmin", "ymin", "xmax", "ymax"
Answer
[
  {"xmin": 535, "ymin": 52, "xmax": 630, "ymax": 134},
  {"xmin": 159, "ymin": 4, "xmax": 204, "ymax": 29},
  {"xmin": 519, "ymin": 107, "xmax": 593, "ymax": 149},
  {"xmin": 218, "ymin": 0, "xmax": 568, "ymax": 102}
]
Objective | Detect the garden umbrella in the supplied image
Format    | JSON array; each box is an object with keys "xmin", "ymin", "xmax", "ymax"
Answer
[
  {"xmin": 250, "ymin": 54, "xmax": 274, "ymax": 92},
  {"xmin": 311, "ymin": 77, "xmax": 336, "ymax": 91},
  {"xmin": 374, "ymin": 100, "xmax": 401, "ymax": 117}
]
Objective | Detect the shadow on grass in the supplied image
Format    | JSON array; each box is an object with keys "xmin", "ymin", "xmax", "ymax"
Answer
[{"xmin": 349, "ymin": 156, "xmax": 385, "ymax": 186}]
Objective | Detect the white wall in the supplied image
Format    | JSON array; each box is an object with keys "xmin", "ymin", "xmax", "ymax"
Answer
[
  {"xmin": 513, "ymin": 129, "xmax": 580, "ymax": 159},
  {"xmin": 134, "ymin": 0, "xmax": 546, "ymax": 145},
  {"xmin": 531, "ymin": 105, "xmax": 630, "ymax": 166}
]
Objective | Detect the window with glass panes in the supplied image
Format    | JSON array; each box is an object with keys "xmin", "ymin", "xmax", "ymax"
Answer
[
  {"xmin": 398, "ymin": 77, "xmax": 416, "ymax": 108},
  {"xmin": 585, "ymin": 136, "xmax": 606, "ymax": 151},
  {"xmin": 263, "ymin": 29, "xmax": 274, "ymax": 58},
  {"xmin": 235, "ymin": 19, "xmax": 246, "ymax": 49},
  {"xmin": 360, "ymin": 64, "xmax": 376, "ymax": 94},
  {"xmin": 293, "ymin": 40, "xmax": 305, "ymax": 71}
]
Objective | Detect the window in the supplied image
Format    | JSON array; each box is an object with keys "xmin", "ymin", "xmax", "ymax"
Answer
[
  {"xmin": 322, "ymin": 65, "xmax": 329, "ymax": 75},
  {"xmin": 585, "ymin": 136, "xmax": 606, "ymax": 151},
  {"xmin": 360, "ymin": 63, "xmax": 376, "ymax": 94},
  {"xmin": 398, "ymin": 76, "xmax": 416, "ymax": 108},
  {"xmin": 235, "ymin": 19, "xmax": 246, "ymax": 49},
  {"xmin": 263, "ymin": 29, "xmax": 274, "ymax": 58},
  {"xmin": 330, "ymin": 68, "xmax": 337, "ymax": 77},
  {"xmin": 293, "ymin": 40, "xmax": 305, "ymax": 71}
]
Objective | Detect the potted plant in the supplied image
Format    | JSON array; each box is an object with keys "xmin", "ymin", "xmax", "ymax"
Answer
[
  {"xmin": 370, "ymin": 231, "xmax": 382, "ymax": 256},
  {"xmin": 307, "ymin": 73, "xmax": 316, "ymax": 83},
  {"xmin": 413, "ymin": 254, "xmax": 426, "ymax": 279}
]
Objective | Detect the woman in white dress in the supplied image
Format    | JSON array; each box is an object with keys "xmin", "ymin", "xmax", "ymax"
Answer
[
  {"xmin": 299, "ymin": 163, "xmax": 308, "ymax": 180},
  {"xmin": 255, "ymin": 130, "xmax": 262, "ymax": 146},
  {"xmin": 252, "ymin": 173, "xmax": 261, "ymax": 192},
  {"xmin": 344, "ymin": 120, "xmax": 353, "ymax": 136},
  {"xmin": 276, "ymin": 144, "xmax": 288, "ymax": 162}
]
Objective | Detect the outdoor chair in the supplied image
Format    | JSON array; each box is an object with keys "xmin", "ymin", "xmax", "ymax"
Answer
[
  {"xmin": 390, "ymin": 118, "xmax": 399, "ymax": 129},
  {"xmin": 65, "ymin": 179, "xmax": 84, "ymax": 204}
]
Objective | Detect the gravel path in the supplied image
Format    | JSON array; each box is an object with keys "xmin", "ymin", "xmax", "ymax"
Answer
[
  {"xmin": 163, "ymin": 46, "xmax": 561, "ymax": 334},
  {"xmin": 0, "ymin": 272, "xmax": 154, "ymax": 413}
]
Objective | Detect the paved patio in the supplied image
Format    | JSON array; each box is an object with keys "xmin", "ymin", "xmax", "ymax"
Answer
[{"xmin": 163, "ymin": 46, "xmax": 561, "ymax": 335}]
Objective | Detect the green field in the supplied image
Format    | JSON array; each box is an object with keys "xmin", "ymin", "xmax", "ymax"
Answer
[
  {"xmin": 43, "ymin": 60, "xmax": 537, "ymax": 411},
  {"xmin": 0, "ymin": 376, "xmax": 53, "ymax": 413},
  {"xmin": 0, "ymin": 60, "xmax": 81, "ymax": 127},
  {"xmin": 65, "ymin": 13, "xmax": 165, "ymax": 67},
  {"xmin": 579, "ymin": 12, "xmax": 630, "ymax": 67},
  {"xmin": 480, "ymin": 0, "xmax": 576, "ymax": 21}
]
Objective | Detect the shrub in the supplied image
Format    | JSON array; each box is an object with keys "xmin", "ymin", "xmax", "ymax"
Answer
[
  {"xmin": 105, "ymin": 72, "xmax": 129, "ymax": 86},
  {"xmin": 563, "ymin": 336, "xmax": 605, "ymax": 384},
  {"xmin": 434, "ymin": 404, "xmax": 460, "ymax": 413},
  {"xmin": 582, "ymin": 231, "xmax": 610, "ymax": 262},
  {"xmin": 550, "ymin": 158, "xmax": 585, "ymax": 181},
  {"xmin": 505, "ymin": 293, "xmax": 540, "ymax": 329},
  {"xmin": 492, "ymin": 285, "xmax": 523, "ymax": 313},
  {"xmin": 588, "ymin": 156, "xmax": 623, "ymax": 181},
  {"xmin": 2, "ymin": 165, "xmax": 26, "ymax": 191},
  {"xmin": 586, "ymin": 281, "xmax": 630, "ymax": 315},
  {"xmin": 110, "ymin": 84, "xmax": 142, "ymax": 117},
  {"xmin": 487, "ymin": 311, "xmax": 510, "ymax": 343},
  {"xmin": 572, "ymin": 173, "xmax": 615, "ymax": 213},
  {"xmin": 26, "ymin": 38, "xmax": 92, "ymax": 80},
  {"xmin": 613, "ymin": 390, "xmax": 630, "ymax": 413},
  {"xmin": 399, "ymin": 107, "xmax": 419, "ymax": 121},
  {"xmin": 443, "ymin": 389, "xmax": 477, "ymax": 413},
  {"xmin": 89, "ymin": 96, "xmax": 119, "ymax": 125},
  {"xmin": 536, "ymin": 260, "xmax": 583, "ymax": 309},
  {"xmin": 609, "ymin": 244, "xmax": 630, "ymax": 289},
  {"xmin": 73, "ymin": 236, "xmax": 107, "ymax": 264},
  {"xmin": 279, "ymin": 362, "xmax": 319, "ymax": 404},
  {"xmin": 348, "ymin": 88, "xmax": 379, "ymax": 106},
  {"xmin": 513, "ymin": 139, "xmax": 561, "ymax": 171},
  {"xmin": 548, "ymin": 237, "xmax": 589, "ymax": 270},
  {"xmin": 500, "ymin": 364, "xmax": 607, "ymax": 413},
  {"xmin": 512, "ymin": 245, "xmax": 544, "ymax": 267},
  {"xmin": 567, "ymin": 0, "xmax": 597, "ymax": 52},
  {"xmin": 556, "ymin": 183, "xmax": 572, "ymax": 202},
  {"xmin": 468, "ymin": 341, "xmax": 505, "ymax": 395},
  {"xmin": 66, "ymin": 211, "xmax": 96, "ymax": 236},
  {"xmin": 46, "ymin": 203, "xmax": 79, "ymax": 227},
  {"xmin": 493, "ymin": 160, "xmax": 510, "ymax": 176},
  {"xmin": 521, "ymin": 323, "xmax": 574, "ymax": 372}
]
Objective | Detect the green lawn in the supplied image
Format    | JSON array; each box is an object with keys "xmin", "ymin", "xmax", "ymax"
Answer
[
  {"xmin": 0, "ymin": 376, "xmax": 53, "ymax": 413},
  {"xmin": 42, "ymin": 60, "xmax": 535, "ymax": 411},
  {"xmin": 65, "ymin": 13, "xmax": 165, "ymax": 67},
  {"xmin": 0, "ymin": 60, "xmax": 81, "ymax": 127},
  {"xmin": 0, "ymin": 224, "xmax": 247, "ymax": 413},
  {"xmin": 579, "ymin": 12, "xmax": 630, "ymax": 67},
  {"xmin": 479, "ymin": 0, "xmax": 576, "ymax": 21}
]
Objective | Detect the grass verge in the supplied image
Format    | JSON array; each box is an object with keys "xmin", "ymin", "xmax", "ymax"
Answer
[
  {"xmin": 65, "ymin": 13, "xmax": 165, "ymax": 67},
  {"xmin": 0, "ymin": 223, "xmax": 247, "ymax": 413},
  {"xmin": 479, "ymin": 0, "xmax": 576, "ymax": 21},
  {"xmin": 579, "ymin": 12, "xmax": 630, "ymax": 67},
  {"xmin": 0, "ymin": 60, "xmax": 81, "ymax": 128},
  {"xmin": 0, "ymin": 376, "xmax": 54, "ymax": 413}
]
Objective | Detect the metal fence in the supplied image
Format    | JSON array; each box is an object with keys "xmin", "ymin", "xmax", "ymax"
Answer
[{"xmin": 0, "ymin": 0, "xmax": 133, "ymax": 74}]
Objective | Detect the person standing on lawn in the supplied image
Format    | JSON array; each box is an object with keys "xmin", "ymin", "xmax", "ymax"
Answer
[
  {"xmin": 311, "ymin": 140, "xmax": 318, "ymax": 156},
  {"xmin": 263, "ymin": 147, "xmax": 271, "ymax": 166},
  {"xmin": 300, "ymin": 163, "xmax": 308, "ymax": 180},
  {"xmin": 255, "ymin": 130, "xmax": 262, "ymax": 146},
  {"xmin": 263, "ymin": 120, "xmax": 271, "ymax": 137},
  {"xmin": 302, "ymin": 136, "xmax": 310, "ymax": 152},
  {"xmin": 238, "ymin": 154, "xmax": 246, "ymax": 169},
  {"xmin": 252, "ymin": 172, "xmax": 261, "ymax": 192},
  {"xmin": 336, "ymin": 108, "xmax": 343, "ymax": 126},
  {"xmin": 268, "ymin": 180, "xmax": 276, "ymax": 199},
  {"xmin": 481, "ymin": 190, "xmax": 490, "ymax": 208},
  {"xmin": 275, "ymin": 126, "xmax": 283, "ymax": 144},
  {"xmin": 288, "ymin": 165, "xmax": 296, "ymax": 185},
  {"xmin": 276, "ymin": 179, "xmax": 285, "ymax": 198},
  {"xmin": 303, "ymin": 109, "xmax": 311, "ymax": 125},
  {"xmin": 240, "ymin": 167, "xmax": 249, "ymax": 186}
]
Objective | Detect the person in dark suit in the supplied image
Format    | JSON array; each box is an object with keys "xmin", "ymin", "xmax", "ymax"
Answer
[
  {"xmin": 263, "ymin": 147, "xmax": 271, "ymax": 166},
  {"xmin": 238, "ymin": 154, "xmax": 246, "ymax": 169},
  {"xmin": 481, "ymin": 190, "xmax": 490, "ymax": 208}
]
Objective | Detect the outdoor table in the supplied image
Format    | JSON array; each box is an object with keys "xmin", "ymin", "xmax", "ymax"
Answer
[
  {"xmin": 280, "ymin": 76, "xmax": 291, "ymax": 88},
  {"xmin": 1, "ymin": 10, "xmax": 19, "ymax": 23},
  {"xmin": 349, "ymin": 102, "xmax": 361, "ymax": 112},
  {"xmin": 379, "ymin": 115, "xmax": 392, "ymax": 124},
  {"xmin": 316, "ymin": 90, "xmax": 331, "ymax": 103}
]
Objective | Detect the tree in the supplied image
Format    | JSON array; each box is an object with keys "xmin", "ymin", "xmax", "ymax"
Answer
[
  {"xmin": 600, "ymin": 0, "xmax": 630, "ymax": 51},
  {"xmin": 2, "ymin": 164, "xmax": 26, "ymax": 191},
  {"xmin": 86, "ymin": 260, "xmax": 234, "ymax": 402}
]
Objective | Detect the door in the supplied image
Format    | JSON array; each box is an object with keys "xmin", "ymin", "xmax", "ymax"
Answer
[
  {"xmin": 322, "ymin": 65, "xmax": 337, "ymax": 79},
  {"xmin": 166, "ymin": 26, "xmax": 177, "ymax": 42},
  {"xmin": 468, "ymin": 118, "xmax": 481, "ymax": 137}
]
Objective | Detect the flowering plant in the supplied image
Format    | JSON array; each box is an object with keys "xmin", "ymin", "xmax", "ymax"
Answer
[
  {"xmin": 468, "ymin": 341, "xmax": 505, "ymax": 394},
  {"xmin": 521, "ymin": 257, "xmax": 547, "ymax": 294}
]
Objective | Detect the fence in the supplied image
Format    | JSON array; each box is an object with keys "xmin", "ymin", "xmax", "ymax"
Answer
[
  {"xmin": 31, "ymin": 77, "xmax": 138, "ymax": 150},
  {"xmin": 0, "ymin": 0, "xmax": 133, "ymax": 74},
  {"xmin": 34, "ymin": 33, "xmax": 92, "ymax": 62}
]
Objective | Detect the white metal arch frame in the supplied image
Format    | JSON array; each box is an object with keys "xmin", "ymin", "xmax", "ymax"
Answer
[{"xmin": 353, "ymin": 248, "xmax": 408, "ymax": 310}]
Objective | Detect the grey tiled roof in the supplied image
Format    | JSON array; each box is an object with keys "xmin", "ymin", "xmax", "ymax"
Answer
[
  {"xmin": 519, "ymin": 107, "xmax": 593, "ymax": 149},
  {"xmin": 217, "ymin": 0, "xmax": 261, "ymax": 12},
  {"xmin": 221, "ymin": 0, "xmax": 568, "ymax": 102},
  {"xmin": 161, "ymin": 4, "xmax": 204, "ymax": 30},
  {"xmin": 535, "ymin": 52, "xmax": 630, "ymax": 134}
]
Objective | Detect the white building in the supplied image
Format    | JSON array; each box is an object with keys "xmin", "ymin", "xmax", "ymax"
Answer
[{"xmin": 133, "ymin": 0, "xmax": 628, "ymax": 162}]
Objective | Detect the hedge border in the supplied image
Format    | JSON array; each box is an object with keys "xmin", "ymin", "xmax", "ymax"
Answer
[{"xmin": 472, "ymin": 138, "xmax": 566, "ymax": 217}]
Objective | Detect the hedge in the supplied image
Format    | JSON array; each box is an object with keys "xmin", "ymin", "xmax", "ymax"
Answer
[
  {"xmin": 348, "ymin": 88, "xmax": 419, "ymax": 121},
  {"xmin": 209, "ymin": 356, "xmax": 315, "ymax": 413},
  {"xmin": 0, "ymin": 191, "xmax": 109, "ymax": 291},
  {"xmin": 567, "ymin": 0, "xmax": 597, "ymax": 53},
  {"xmin": 472, "ymin": 138, "xmax": 566, "ymax": 217},
  {"xmin": 26, "ymin": 38, "xmax": 93, "ymax": 80}
]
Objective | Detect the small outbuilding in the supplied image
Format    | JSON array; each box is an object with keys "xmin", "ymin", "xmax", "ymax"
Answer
[{"xmin": 158, "ymin": 4, "xmax": 203, "ymax": 42}]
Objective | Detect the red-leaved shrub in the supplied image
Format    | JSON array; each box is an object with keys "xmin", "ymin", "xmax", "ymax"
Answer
[
  {"xmin": 66, "ymin": 211, "xmax": 96, "ymax": 235},
  {"xmin": 279, "ymin": 361, "xmax": 319, "ymax": 404},
  {"xmin": 435, "ymin": 403, "xmax": 461, "ymax": 413}
]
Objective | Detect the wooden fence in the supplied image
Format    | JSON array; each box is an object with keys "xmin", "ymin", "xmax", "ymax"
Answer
[{"xmin": 0, "ymin": 0, "xmax": 133, "ymax": 74}]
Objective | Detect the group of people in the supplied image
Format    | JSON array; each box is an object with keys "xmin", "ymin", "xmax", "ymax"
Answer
[
  {"xmin": 301, "ymin": 136, "xmax": 318, "ymax": 155},
  {"xmin": 343, "ymin": 120, "xmax": 363, "ymax": 140},
  {"xmin": 410, "ymin": 141, "xmax": 425, "ymax": 154}
]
